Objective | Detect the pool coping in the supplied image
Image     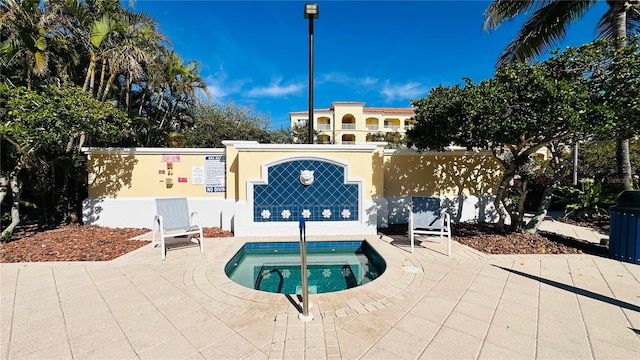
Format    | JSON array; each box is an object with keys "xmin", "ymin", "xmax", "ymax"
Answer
[{"xmin": 188, "ymin": 234, "xmax": 427, "ymax": 319}]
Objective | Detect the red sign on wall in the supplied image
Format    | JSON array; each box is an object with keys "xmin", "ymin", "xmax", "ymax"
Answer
[
  {"xmin": 178, "ymin": 177, "xmax": 187, "ymax": 183},
  {"xmin": 161, "ymin": 154, "xmax": 181, "ymax": 162}
]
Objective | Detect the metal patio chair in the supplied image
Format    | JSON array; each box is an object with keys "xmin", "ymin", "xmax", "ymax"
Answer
[
  {"xmin": 409, "ymin": 196, "xmax": 451, "ymax": 255},
  {"xmin": 152, "ymin": 198, "xmax": 204, "ymax": 260}
]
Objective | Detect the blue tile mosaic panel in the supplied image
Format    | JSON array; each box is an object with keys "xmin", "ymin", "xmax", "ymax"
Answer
[{"xmin": 253, "ymin": 160, "xmax": 359, "ymax": 222}]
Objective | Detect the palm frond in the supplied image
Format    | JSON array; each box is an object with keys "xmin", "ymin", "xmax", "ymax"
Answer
[
  {"xmin": 597, "ymin": 2, "xmax": 640, "ymax": 38},
  {"xmin": 497, "ymin": 0, "xmax": 598, "ymax": 67},
  {"xmin": 483, "ymin": 0, "xmax": 538, "ymax": 31},
  {"xmin": 596, "ymin": 7, "xmax": 618, "ymax": 38}
]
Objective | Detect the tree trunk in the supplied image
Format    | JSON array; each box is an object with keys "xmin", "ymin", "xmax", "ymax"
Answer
[
  {"xmin": 513, "ymin": 179, "xmax": 528, "ymax": 232},
  {"xmin": 611, "ymin": 1, "xmax": 633, "ymax": 190},
  {"xmin": 525, "ymin": 185, "xmax": 557, "ymax": 233},
  {"xmin": 526, "ymin": 141, "xmax": 566, "ymax": 233},
  {"xmin": 493, "ymin": 167, "xmax": 517, "ymax": 232},
  {"xmin": 96, "ymin": 58, "xmax": 107, "ymax": 100},
  {"xmin": 138, "ymin": 90, "xmax": 147, "ymax": 116},
  {"xmin": 100, "ymin": 73, "xmax": 117, "ymax": 102},
  {"xmin": 1, "ymin": 162, "xmax": 23, "ymax": 239},
  {"xmin": 0, "ymin": 172, "xmax": 8, "ymax": 207},
  {"xmin": 82, "ymin": 58, "xmax": 96, "ymax": 92},
  {"xmin": 617, "ymin": 138, "xmax": 633, "ymax": 190}
]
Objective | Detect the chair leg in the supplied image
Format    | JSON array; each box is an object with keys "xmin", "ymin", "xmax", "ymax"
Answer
[
  {"xmin": 410, "ymin": 230, "xmax": 414, "ymax": 253},
  {"xmin": 161, "ymin": 236, "xmax": 166, "ymax": 260},
  {"xmin": 198, "ymin": 229, "xmax": 204, "ymax": 253}
]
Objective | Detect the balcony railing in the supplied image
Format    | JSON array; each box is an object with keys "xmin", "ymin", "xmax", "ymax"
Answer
[
  {"xmin": 316, "ymin": 124, "xmax": 331, "ymax": 130},
  {"xmin": 341, "ymin": 141, "xmax": 355, "ymax": 145},
  {"xmin": 384, "ymin": 125, "xmax": 400, "ymax": 131},
  {"xmin": 366, "ymin": 125, "xmax": 379, "ymax": 130},
  {"xmin": 341, "ymin": 123, "xmax": 356, "ymax": 130}
]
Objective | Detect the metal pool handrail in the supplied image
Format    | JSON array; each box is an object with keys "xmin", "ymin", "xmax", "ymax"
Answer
[{"xmin": 298, "ymin": 218, "xmax": 313, "ymax": 321}]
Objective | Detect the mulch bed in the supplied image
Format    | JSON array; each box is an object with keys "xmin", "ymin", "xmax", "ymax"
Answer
[
  {"xmin": 452, "ymin": 223, "xmax": 607, "ymax": 255},
  {"xmin": 379, "ymin": 223, "xmax": 608, "ymax": 256},
  {"xmin": 2, "ymin": 220, "xmax": 608, "ymax": 263},
  {"xmin": 0, "ymin": 224, "xmax": 233, "ymax": 263}
]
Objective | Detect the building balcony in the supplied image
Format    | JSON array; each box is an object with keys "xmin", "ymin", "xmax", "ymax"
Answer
[
  {"xmin": 384, "ymin": 125, "xmax": 400, "ymax": 131},
  {"xmin": 366, "ymin": 125, "xmax": 379, "ymax": 130},
  {"xmin": 341, "ymin": 123, "xmax": 356, "ymax": 130},
  {"xmin": 317, "ymin": 124, "xmax": 331, "ymax": 130}
]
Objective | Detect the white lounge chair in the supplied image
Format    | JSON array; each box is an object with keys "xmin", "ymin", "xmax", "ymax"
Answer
[
  {"xmin": 409, "ymin": 196, "xmax": 451, "ymax": 255},
  {"xmin": 152, "ymin": 198, "xmax": 204, "ymax": 260}
]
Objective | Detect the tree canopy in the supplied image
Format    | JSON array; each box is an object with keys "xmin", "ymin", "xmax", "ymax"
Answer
[{"xmin": 408, "ymin": 39, "xmax": 639, "ymax": 232}]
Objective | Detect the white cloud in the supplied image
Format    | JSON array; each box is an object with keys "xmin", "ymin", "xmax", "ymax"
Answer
[
  {"xmin": 319, "ymin": 72, "xmax": 379, "ymax": 87},
  {"xmin": 360, "ymin": 77, "xmax": 378, "ymax": 86},
  {"xmin": 202, "ymin": 66, "xmax": 246, "ymax": 102},
  {"xmin": 319, "ymin": 72, "xmax": 350, "ymax": 84},
  {"xmin": 246, "ymin": 78, "xmax": 305, "ymax": 98},
  {"xmin": 381, "ymin": 80, "xmax": 428, "ymax": 101}
]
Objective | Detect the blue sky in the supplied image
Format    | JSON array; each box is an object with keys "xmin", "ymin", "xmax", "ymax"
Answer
[{"xmin": 132, "ymin": 0, "xmax": 608, "ymax": 130}]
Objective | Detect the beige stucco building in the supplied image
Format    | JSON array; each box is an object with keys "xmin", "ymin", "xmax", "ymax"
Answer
[{"xmin": 289, "ymin": 102, "xmax": 415, "ymax": 144}]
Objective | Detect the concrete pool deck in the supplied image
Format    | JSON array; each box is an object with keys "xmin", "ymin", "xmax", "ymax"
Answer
[{"xmin": 1, "ymin": 223, "xmax": 638, "ymax": 359}]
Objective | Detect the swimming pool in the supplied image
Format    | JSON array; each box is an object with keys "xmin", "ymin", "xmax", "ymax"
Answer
[{"xmin": 225, "ymin": 241, "xmax": 386, "ymax": 294}]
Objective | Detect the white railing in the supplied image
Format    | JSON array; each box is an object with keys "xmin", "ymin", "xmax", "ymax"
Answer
[
  {"xmin": 341, "ymin": 141, "xmax": 355, "ymax": 145},
  {"xmin": 316, "ymin": 124, "xmax": 331, "ymax": 130},
  {"xmin": 341, "ymin": 123, "xmax": 356, "ymax": 130},
  {"xmin": 366, "ymin": 125, "xmax": 379, "ymax": 130},
  {"xmin": 384, "ymin": 125, "xmax": 400, "ymax": 131}
]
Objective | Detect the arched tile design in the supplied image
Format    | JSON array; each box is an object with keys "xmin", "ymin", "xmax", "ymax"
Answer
[{"xmin": 253, "ymin": 159, "xmax": 359, "ymax": 222}]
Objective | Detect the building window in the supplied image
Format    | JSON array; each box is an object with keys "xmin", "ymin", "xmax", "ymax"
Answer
[
  {"xmin": 342, "ymin": 134, "xmax": 355, "ymax": 144},
  {"xmin": 341, "ymin": 114, "xmax": 356, "ymax": 130},
  {"xmin": 384, "ymin": 119, "xmax": 400, "ymax": 131}
]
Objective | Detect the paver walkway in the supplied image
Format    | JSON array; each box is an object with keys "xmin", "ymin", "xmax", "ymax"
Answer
[{"xmin": 1, "ymin": 223, "xmax": 638, "ymax": 359}]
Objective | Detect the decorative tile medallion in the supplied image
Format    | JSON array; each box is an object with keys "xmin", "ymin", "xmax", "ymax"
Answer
[{"xmin": 253, "ymin": 159, "xmax": 359, "ymax": 222}]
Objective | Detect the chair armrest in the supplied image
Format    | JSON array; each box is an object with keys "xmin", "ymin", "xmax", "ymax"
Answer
[
  {"xmin": 443, "ymin": 211, "xmax": 450, "ymax": 224},
  {"xmin": 154, "ymin": 214, "xmax": 164, "ymax": 230},
  {"xmin": 190, "ymin": 212, "xmax": 201, "ymax": 227}
]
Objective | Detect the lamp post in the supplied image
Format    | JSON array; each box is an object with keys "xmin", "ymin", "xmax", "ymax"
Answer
[{"xmin": 304, "ymin": 3, "xmax": 318, "ymax": 144}]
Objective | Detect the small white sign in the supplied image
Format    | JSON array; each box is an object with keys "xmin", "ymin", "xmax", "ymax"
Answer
[{"xmin": 192, "ymin": 166, "xmax": 205, "ymax": 185}]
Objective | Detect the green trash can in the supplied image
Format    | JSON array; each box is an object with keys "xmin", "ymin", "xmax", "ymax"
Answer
[{"xmin": 609, "ymin": 191, "xmax": 640, "ymax": 264}]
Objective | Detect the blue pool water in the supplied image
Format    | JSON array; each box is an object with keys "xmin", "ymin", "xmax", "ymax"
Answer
[{"xmin": 225, "ymin": 241, "xmax": 386, "ymax": 294}]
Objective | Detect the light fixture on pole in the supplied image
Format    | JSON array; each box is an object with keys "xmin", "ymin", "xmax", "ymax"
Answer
[{"xmin": 304, "ymin": 3, "xmax": 318, "ymax": 144}]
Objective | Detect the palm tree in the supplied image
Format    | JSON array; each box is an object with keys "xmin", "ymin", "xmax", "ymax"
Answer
[
  {"xmin": 0, "ymin": 0, "xmax": 65, "ymax": 89},
  {"xmin": 484, "ymin": 0, "xmax": 640, "ymax": 191},
  {"xmin": 144, "ymin": 50, "xmax": 209, "ymax": 146}
]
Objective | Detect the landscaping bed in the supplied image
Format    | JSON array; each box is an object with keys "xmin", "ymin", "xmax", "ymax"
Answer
[
  {"xmin": 0, "ymin": 224, "xmax": 233, "ymax": 263},
  {"xmin": 379, "ymin": 222, "xmax": 608, "ymax": 256},
  {"xmin": 1, "ymin": 220, "xmax": 607, "ymax": 263}
]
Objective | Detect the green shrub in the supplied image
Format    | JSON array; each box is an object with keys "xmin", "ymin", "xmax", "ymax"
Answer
[{"xmin": 556, "ymin": 179, "xmax": 617, "ymax": 219}]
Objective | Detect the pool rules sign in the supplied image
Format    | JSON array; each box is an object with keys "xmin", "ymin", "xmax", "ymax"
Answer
[{"xmin": 204, "ymin": 155, "xmax": 225, "ymax": 193}]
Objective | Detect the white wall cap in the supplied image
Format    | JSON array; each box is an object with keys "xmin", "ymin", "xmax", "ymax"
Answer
[
  {"xmin": 81, "ymin": 147, "xmax": 224, "ymax": 155},
  {"xmin": 232, "ymin": 143, "xmax": 380, "ymax": 152},
  {"xmin": 221, "ymin": 140, "xmax": 260, "ymax": 147},
  {"xmin": 383, "ymin": 148, "xmax": 493, "ymax": 156}
]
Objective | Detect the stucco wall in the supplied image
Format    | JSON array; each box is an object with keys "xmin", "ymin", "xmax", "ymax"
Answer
[
  {"xmin": 81, "ymin": 144, "xmax": 501, "ymax": 231},
  {"xmin": 86, "ymin": 148, "xmax": 226, "ymax": 198},
  {"xmin": 382, "ymin": 149, "xmax": 502, "ymax": 224},
  {"xmin": 382, "ymin": 150, "xmax": 501, "ymax": 197},
  {"xmin": 82, "ymin": 148, "xmax": 226, "ymax": 228}
]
